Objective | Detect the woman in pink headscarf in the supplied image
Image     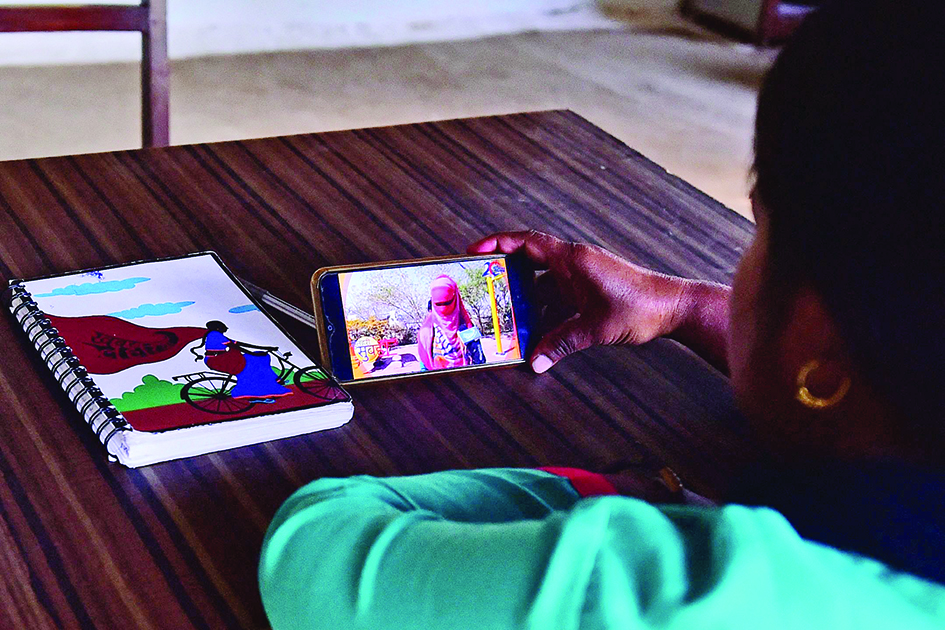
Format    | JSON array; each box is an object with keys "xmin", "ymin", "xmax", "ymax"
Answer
[{"xmin": 417, "ymin": 275, "xmax": 475, "ymax": 370}]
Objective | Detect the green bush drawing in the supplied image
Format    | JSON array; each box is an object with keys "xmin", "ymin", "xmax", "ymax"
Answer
[{"xmin": 110, "ymin": 374, "xmax": 185, "ymax": 412}]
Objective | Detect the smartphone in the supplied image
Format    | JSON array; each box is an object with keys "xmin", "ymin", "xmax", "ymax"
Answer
[{"xmin": 311, "ymin": 254, "xmax": 533, "ymax": 384}]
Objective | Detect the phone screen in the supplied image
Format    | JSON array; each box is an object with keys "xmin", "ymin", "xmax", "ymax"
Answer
[{"xmin": 325, "ymin": 256, "xmax": 527, "ymax": 381}]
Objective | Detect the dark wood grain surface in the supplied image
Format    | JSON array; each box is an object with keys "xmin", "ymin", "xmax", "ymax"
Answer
[{"xmin": 0, "ymin": 110, "xmax": 755, "ymax": 629}]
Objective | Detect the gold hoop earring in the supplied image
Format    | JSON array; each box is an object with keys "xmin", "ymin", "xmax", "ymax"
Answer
[{"xmin": 796, "ymin": 360, "xmax": 850, "ymax": 409}]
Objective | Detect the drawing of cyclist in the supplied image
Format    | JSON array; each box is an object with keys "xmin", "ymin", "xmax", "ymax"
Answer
[{"xmin": 191, "ymin": 320, "xmax": 292, "ymax": 399}]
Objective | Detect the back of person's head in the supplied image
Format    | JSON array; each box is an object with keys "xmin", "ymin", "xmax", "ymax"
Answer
[{"xmin": 753, "ymin": 0, "xmax": 944, "ymax": 445}]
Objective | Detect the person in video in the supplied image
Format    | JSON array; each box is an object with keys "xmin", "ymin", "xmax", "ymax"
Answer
[
  {"xmin": 259, "ymin": 2, "xmax": 945, "ymax": 628},
  {"xmin": 195, "ymin": 320, "xmax": 291, "ymax": 399},
  {"xmin": 417, "ymin": 275, "xmax": 476, "ymax": 370}
]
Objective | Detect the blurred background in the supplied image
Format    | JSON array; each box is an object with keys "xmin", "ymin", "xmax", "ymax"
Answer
[{"xmin": 0, "ymin": 0, "xmax": 786, "ymax": 218}]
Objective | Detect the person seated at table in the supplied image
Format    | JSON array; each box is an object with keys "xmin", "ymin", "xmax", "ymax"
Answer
[{"xmin": 259, "ymin": 2, "xmax": 945, "ymax": 627}]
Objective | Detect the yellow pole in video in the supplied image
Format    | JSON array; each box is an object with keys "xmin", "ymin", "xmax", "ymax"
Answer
[{"xmin": 487, "ymin": 275, "xmax": 502, "ymax": 354}]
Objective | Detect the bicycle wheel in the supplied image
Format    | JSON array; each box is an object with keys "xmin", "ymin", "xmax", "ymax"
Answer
[
  {"xmin": 181, "ymin": 375, "xmax": 255, "ymax": 415},
  {"xmin": 295, "ymin": 367, "xmax": 348, "ymax": 402}
]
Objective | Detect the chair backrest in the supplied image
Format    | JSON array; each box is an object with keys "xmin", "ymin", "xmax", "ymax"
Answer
[{"xmin": 0, "ymin": 1, "xmax": 169, "ymax": 147}]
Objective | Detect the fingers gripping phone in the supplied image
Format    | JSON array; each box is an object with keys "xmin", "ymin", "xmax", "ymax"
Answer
[{"xmin": 311, "ymin": 254, "xmax": 533, "ymax": 384}]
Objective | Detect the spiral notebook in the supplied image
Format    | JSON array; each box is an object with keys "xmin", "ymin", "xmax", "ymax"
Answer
[{"xmin": 4, "ymin": 252, "xmax": 353, "ymax": 468}]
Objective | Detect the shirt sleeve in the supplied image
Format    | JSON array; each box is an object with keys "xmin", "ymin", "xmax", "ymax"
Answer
[{"xmin": 258, "ymin": 468, "xmax": 945, "ymax": 630}]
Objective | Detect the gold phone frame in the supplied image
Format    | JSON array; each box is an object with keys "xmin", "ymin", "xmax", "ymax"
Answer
[{"xmin": 311, "ymin": 253, "xmax": 526, "ymax": 385}]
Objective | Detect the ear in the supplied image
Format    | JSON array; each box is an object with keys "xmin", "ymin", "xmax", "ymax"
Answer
[{"xmin": 777, "ymin": 286, "xmax": 852, "ymax": 403}]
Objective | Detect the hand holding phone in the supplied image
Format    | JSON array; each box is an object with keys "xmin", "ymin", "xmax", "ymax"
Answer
[
  {"xmin": 468, "ymin": 231, "xmax": 691, "ymax": 374},
  {"xmin": 312, "ymin": 254, "xmax": 533, "ymax": 384}
]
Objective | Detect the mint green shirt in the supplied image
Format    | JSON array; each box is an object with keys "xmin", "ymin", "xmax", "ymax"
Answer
[{"xmin": 259, "ymin": 468, "xmax": 945, "ymax": 629}]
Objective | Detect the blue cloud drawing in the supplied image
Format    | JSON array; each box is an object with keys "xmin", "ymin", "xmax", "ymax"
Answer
[
  {"xmin": 108, "ymin": 301, "xmax": 195, "ymax": 319},
  {"xmin": 228, "ymin": 304, "xmax": 259, "ymax": 314},
  {"xmin": 36, "ymin": 276, "xmax": 150, "ymax": 298}
]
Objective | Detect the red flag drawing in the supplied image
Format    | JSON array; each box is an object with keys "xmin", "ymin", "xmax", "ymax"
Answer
[{"xmin": 47, "ymin": 314, "xmax": 206, "ymax": 375}]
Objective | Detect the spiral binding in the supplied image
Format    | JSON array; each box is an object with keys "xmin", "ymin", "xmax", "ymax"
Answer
[
  {"xmin": 37, "ymin": 330, "xmax": 65, "ymax": 360},
  {"xmin": 4, "ymin": 280, "xmax": 129, "ymax": 460}
]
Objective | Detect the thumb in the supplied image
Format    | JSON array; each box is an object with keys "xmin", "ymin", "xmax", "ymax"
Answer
[{"xmin": 530, "ymin": 315, "xmax": 597, "ymax": 374}]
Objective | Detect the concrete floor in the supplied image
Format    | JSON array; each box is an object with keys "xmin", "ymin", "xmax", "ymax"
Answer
[{"xmin": 0, "ymin": 25, "xmax": 774, "ymax": 218}]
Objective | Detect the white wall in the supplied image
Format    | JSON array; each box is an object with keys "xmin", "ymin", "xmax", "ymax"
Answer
[{"xmin": 0, "ymin": 0, "xmax": 620, "ymax": 66}]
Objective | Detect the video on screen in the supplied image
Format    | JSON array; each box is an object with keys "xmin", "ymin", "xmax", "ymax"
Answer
[{"xmin": 339, "ymin": 258, "xmax": 522, "ymax": 379}]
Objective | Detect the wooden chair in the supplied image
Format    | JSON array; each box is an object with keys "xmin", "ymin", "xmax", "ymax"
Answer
[
  {"xmin": 683, "ymin": 0, "xmax": 817, "ymax": 46},
  {"xmin": 755, "ymin": 0, "xmax": 816, "ymax": 45},
  {"xmin": 0, "ymin": 1, "xmax": 169, "ymax": 147}
]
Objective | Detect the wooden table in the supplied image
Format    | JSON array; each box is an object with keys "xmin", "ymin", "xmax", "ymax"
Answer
[{"xmin": 0, "ymin": 111, "xmax": 755, "ymax": 629}]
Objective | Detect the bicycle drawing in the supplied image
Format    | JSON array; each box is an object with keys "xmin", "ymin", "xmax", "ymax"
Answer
[{"xmin": 173, "ymin": 348, "xmax": 346, "ymax": 415}]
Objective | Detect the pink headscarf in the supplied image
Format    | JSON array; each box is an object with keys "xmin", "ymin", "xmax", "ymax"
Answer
[
  {"xmin": 431, "ymin": 275, "xmax": 463, "ymax": 334},
  {"xmin": 417, "ymin": 275, "xmax": 473, "ymax": 369}
]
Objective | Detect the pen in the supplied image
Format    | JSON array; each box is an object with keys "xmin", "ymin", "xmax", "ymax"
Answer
[{"xmin": 237, "ymin": 277, "xmax": 319, "ymax": 330}]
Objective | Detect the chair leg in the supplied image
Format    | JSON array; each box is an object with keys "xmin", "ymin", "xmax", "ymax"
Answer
[{"xmin": 142, "ymin": 0, "xmax": 169, "ymax": 147}]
